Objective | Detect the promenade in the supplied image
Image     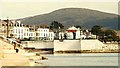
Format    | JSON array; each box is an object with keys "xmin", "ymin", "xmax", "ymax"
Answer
[
  {"xmin": 0, "ymin": 38, "xmax": 30, "ymax": 67},
  {"xmin": 0, "ymin": 38, "xmax": 45, "ymax": 67}
]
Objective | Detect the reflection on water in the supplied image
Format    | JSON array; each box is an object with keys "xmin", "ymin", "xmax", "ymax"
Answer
[{"xmin": 38, "ymin": 53, "xmax": 118, "ymax": 66}]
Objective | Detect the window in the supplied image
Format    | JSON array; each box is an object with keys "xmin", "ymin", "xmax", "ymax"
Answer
[
  {"xmin": 2, "ymin": 24, "xmax": 4, "ymax": 26},
  {"xmin": 36, "ymin": 33, "xmax": 39, "ymax": 36},
  {"xmin": 19, "ymin": 29, "xmax": 20, "ymax": 34},
  {"xmin": 27, "ymin": 33, "xmax": 28, "ymax": 36},
  {"xmin": 44, "ymin": 34, "xmax": 45, "ymax": 37},
  {"xmin": 29, "ymin": 34, "xmax": 30, "ymax": 36},
  {"xmin": 16, "ymin": 29, "xmax": 17, "ymax": 33},
  {"xmin": 21, "ymin": 29, "xmax": 23, "ymax": 33}
]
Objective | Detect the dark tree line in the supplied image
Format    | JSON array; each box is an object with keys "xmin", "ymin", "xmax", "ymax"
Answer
[
  {"xmin": 50, "ymin": 21, "xmax": 64, "ymax": 30},
  {"xmin": 91, "ymin": 25, "xmax": 119, "ymax": 42},
  {"xmin": 50, "ymin": 21, "xmax": 64, "ymax": 39}
]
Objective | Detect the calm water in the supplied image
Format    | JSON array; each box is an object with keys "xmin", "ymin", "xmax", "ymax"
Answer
[{"xmin": 37, "ymin": 53, "xmax": 119, "ymax": 66}]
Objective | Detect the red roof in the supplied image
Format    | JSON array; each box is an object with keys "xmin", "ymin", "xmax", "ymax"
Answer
[{"xmin": 67, "ymin": 30, "xmax": 77, "ymax": 32}]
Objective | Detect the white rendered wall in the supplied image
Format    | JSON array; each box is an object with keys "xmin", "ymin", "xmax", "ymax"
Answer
[
  {"xmin": 13, "ymin": 27, "xmax": 29, "ymax": 39},
  {"xmin": 81, "ymin": 40, "xmax": 105, "ymax": 50},
  {"xmin": 54, "ymin": 40, "xmax": 105, "ymax": 52},
  {"xmin": 37, "ymin": 28, "xmax": 49, "ymax": 37},
  {"xmin": 49, "ymin": 32, "xmax": 54, "ymax": 40},
  {"xmin": 54, "ymin": 40, "xmax": 81, "ymax": 51},
  {"xmin": 27, "ymin": 41, "xmax": 53, "ymax": 49}
]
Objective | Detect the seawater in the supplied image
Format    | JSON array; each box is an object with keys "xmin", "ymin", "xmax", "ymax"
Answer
[{"xmin": 37, "ymin": 53, "xmax": 119, "ymax": 66}]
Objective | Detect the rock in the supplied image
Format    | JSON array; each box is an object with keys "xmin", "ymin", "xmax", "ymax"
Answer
[
  {"xmin": 0, "ymin": 51, "xmax": 4, "ymax": 59},
  {"xmin": 41, "ymin": 56, "xmax": 48, "ymax": 60}
]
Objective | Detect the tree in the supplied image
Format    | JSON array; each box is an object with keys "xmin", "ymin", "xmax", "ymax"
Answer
[
  {"xmin": 104, "ymin": 29, "xmax": 117, "ymax": 42},
  {"xmin": 91, "ymin": 25, "xmax": 102, "ymax": 36},
  {"xmin": 91, "ymin": 25, "xmax": 118, "ymax": 42},
  {"xmin": 75, "ymin": 25, "xmax": 81, "ymax": 29},
  {"xmin": 50, "ymin": 21, "xmax": 64, "ymax": 30}
]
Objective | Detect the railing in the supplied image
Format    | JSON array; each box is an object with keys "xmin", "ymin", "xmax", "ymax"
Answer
[{"xmin": 0, "ymin": 35, "xmax": 25, "ymax": 49}]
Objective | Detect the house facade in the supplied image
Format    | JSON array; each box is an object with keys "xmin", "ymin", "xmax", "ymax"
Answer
[
  {"xmin": 58, "ymin": 26, "xmax": 95, "ymax": 40},
  {"xmin": 0, "ymin": 20, "xmax": 14, "ymax": 37},
  {"xmin": 12, "ymin": 21, "xmax": 54, "ymax": 41},
  {"xmin": 13, "ymin": 21, "xmax": 29, "ymax": 39},
  {"xmin": 36, "ymin": 28, "xmax": 54, "ymax": 41},
  {"xmin": 65, "ymin": 26, "xmax": 86, "ymax": 39}
]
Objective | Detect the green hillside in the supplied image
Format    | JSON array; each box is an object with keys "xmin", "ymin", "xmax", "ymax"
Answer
[{"xmin": 18, "ymin": 8, "xmax": 119, "ymax": 30}]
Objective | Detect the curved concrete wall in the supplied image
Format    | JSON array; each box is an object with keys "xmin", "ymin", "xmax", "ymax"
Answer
[
  {"xmin": 27, "ymin": 41, "xmax": 54, "ymax": 49},
  {"xmin": 81, "ymin": 40, "xmax": 105, "ymax": 50}
]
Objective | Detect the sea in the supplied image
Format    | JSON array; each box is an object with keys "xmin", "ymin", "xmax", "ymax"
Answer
[{"xmin": 36, "ymin": 53, "xmax": 119, "ymax": 66}]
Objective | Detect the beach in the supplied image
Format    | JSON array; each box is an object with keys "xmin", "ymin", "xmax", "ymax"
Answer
[
  {"xmin": 0, "ymin": 39, "xmax": 30, "ymax": 67},
  {"xmin": 0, "ymin": 39, "xmax": 46, "ymax": 67}
]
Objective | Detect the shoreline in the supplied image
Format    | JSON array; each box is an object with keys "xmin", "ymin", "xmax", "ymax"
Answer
[
  {"xmin": 54, "ymin": 50, "xmax": 120, "ymax": 54},
  {"xmin": 0, "ymin": 39, "xmax": 47, "ymax": 67},
  {"xmin": 0, "ymin": 38, "xmax": 119, "ymax": 67}
]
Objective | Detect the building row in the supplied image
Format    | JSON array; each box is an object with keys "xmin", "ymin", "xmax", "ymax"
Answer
[
  {"xmin": 0, "ymin": 20, "xmax": 96, "ymax": 41},
  {"xmin": 59, "ymin": 26, "xmax": 96, "ymax": 40},
  {"xmin": 0, "ymin": 20, "xmax": 54, "ymax": 41}
]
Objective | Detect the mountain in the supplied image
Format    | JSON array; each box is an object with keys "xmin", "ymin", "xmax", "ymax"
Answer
[{"xmin": 17, "ymin": 8, "xmax": 119, "ymax": 30}]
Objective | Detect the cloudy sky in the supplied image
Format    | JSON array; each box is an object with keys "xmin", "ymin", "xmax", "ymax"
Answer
[{"xmin": 0, "ymin": 0, "xmax": 119, "ymax": 19}]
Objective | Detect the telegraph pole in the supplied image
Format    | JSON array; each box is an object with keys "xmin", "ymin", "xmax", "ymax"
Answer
[{"xmin": 6, "ymin": 17, "xmax": 9, "ymax": 38}]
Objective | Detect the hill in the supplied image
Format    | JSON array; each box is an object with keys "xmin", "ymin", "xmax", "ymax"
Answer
[{"xmin": 17, "ymin": 8, "xmax": 119, "ymax": 30}]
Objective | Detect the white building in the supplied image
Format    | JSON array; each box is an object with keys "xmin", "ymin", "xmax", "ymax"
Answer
[
  {"xmin": 58, "ymin": 26, "xmax": 95, "ymax": 40},
  {"xmin": 66, "ymin": 26, "xmax": 86, "ymax": 39},
  {"xmin": 36, "ymin": 28, "xmax": 54, "ymax": 41},
  {"xmin": 37, "ymin": 28, "xmax": 49, "ymax": 40},
  {"xmin": 48, "ymin": 30, "xmax": 54, "ymax": 40},
  {"xmin": 12, "ymin": 21, "xmax": 54, "ymax": 40},
  {"xmin": 59, "ymin": 32, "xmax": 64, "ymax": 39},
  {"xmin": 13, "ymin": 21, "xmax": 29, "ymax": 39},
  {"xmin": 29, "ymin": 31, "xmax": 36, "ymax": 40}
]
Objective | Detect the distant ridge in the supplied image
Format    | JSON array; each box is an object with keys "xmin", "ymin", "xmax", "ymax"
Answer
[{"xmin": 17, "ymin": 8, "xmax": 119, "ymax": 30}]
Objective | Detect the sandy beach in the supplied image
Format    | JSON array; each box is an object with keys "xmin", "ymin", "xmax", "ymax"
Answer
[{"xmin": 0, "ymin": 39, "xmax": 35, "ymax": 67}]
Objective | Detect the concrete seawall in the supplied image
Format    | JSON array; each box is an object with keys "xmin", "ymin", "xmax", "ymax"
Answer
[
  {"xmin": 54, "ymin": 39, "xmax": 106, "ymax": 53},
  {"xmin": 26, "ymin": 41, "xmax": 54, "ymax": 49},
  {"xmin": 54, "ymin": 40, "xmax": 81, "ymax": 52},
  {"xmin": 21, "ymin": 40, "xmax": 118, "ymax": 53},
  {"xmin": 81, "ymin": 40, "xmax": 105, "ymax": 50}
]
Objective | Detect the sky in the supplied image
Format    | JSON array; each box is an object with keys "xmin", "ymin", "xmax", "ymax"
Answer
[{"xmin": 0, "ymin": 0, "xmax": 119, "ymax": 19}]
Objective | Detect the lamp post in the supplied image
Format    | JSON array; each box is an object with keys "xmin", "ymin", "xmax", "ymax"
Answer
[{"xmin": 80, "ymin": 28, "xmax": 81, "ymax": 53}]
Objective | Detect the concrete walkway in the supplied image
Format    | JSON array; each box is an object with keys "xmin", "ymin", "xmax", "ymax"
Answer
[
  {"xmin": 0, "ymin": 38, "xmax": 46, "ymax": 67},
  {"xmin": 0, "ymin": 39, "xmax": 30, "ymax": 67}
]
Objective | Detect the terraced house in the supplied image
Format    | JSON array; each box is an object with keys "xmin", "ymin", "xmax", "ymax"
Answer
[
  {"xmin": 0, "ymin": 20, "xmax": 54, "ymax": 41},
  {"xmin": 0, "ymin": 19, "xmax": 14, "ymax": 38}
]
